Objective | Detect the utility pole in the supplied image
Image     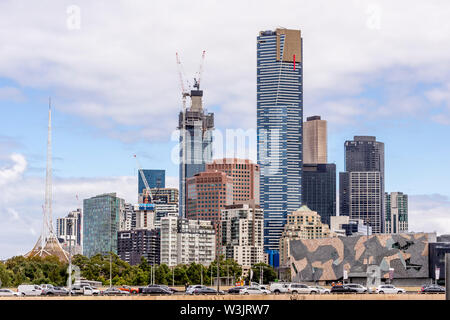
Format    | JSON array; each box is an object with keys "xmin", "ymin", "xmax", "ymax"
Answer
[
  {"xmin": 366, "ymin": 218, "xmax": 370, "ymax": 294},
  {"xmin": 260, "ymin": 265, "xmax": 263, "ymax": 285},
  {"xmin": 201, "ymin": 265, "xmax": 203, "ymax": 286},
  {"xmin": 68, "ymin": 219, "xmax": 72, "ymax": 296},
  {"xmin": 109, "ymin": 208, "xmax": 113, "ymax": 289},
  {"xmin": 216, "ymin": 257, "xmax": 220, "ymax": 292}
]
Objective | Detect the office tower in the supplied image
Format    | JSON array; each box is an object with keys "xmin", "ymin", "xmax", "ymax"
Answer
[
  {"xmin": 118, "ymin": 229, "xmax": 160, "ymax": 266},
  {"xmin": 83, "ymin": 193, "xmax": 123, "ymax": 258},
  {"xmin": 330, "ymin": 216, "xmax": 372, "ymax": 237},
  {"xmin": 302, "ymin": 163, "xmax": 336, "ymax": 226},
  {"xmin": 303, "ymin": 116, "xmax": 327, "ymax": 164},
  {"xmin": 186, "ymin": 171, "xmax": 233, "ymax": 223},
  {"xmin": 221, "ymin": 203, "xmax": 264, "ymax": 273},
  {"xmin": 160, "ymin": 216, "xmax": 216, "ymax": 267},
  {"xmin": 119, "ymin": 203, "xmax": 134, "ymax": 231},
  {"xmin": 385, "ymin": 192, "xmax": 408, "ymax": 233},
  {"xmin": 56, "ymin": 209, "xmax": 82, "ymax": 255},
  {"xmin": 339, "ymin": 136, "xmax": 385, "ymax": 233},
  {"xmin": 138, "ymin": 169, "xmax": 165, "ymax": 195},
  {"xmin": 257, "ymin": 28, "xmax": 303, "ymax": 257},
  {"xmin": 206, "ymin": 158, "xmax": 260, "ymax": 204},
  {"xmin": 279, "ymin": 205, "xmax": 332, "ymax": 266},
  {"xmin": 151, "ymin": 187, "xmax": 179, "ymax": 229},
  {"xmin": 178, "ymin": 86, "xmax": 214, "ymax": 218}
]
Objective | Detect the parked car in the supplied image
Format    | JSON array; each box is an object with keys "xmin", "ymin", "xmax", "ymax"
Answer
[
  {"xmin": 239, "ymin": 286, "xmax": 270, "ymax": 295},
  {"xmin": 287, "ymin": 283, "xmax": 319, "ymax": 294},
  {"xmin": 269, "ymin": 282, "xmax": 290, "ymax": 294},
  {"xmin": 158, "ymin": 285, "xmax": 178, "ymax": 293},
  {"xmin": 42, "ymin": 286, "xmax": 69, "ymax": 296},
  {"xmin": 193, "ymin": 287, "xmax": 225, "ymax": 295},
  {"xmin": 228, "ymin": 286, "xmax": 246, "ymax": 294},
  {"xmin": 309, "ymin": 285, "xmax": 330, "ymax": 294},
  {"xmin": 375, "ymin": 285, "xmax": 406, "ymax": 294},
  {"xmin": 345, "ymin": 283, "xmax": 369, "ymax": 293},
  {"xmin": 0, "ymin": 289, "xmax": 23, "ymax": 297},
  {"xmin": 80, "ymin": 284, "xmax": 101, "ymax": 295},
  {"xmin": 118, "ymin": 285, "xmax": 139, "ymax": 295},
  {"xmin": 419, "ymin": 284, "xmax": 445, "ymax": 294},
  {"xmin": 330, "ymin": 285, "xmax": 359, "ymax": 294},
  {"xmin": 102, "ymin": 287, "xmax": 131, "ymax": 296},
  {"xmin": 141, "ymin": 285, "xmax": 173, "ymax": 295},
  {"xmin": 71, "ymin": 285, "xmax": 96, "ymax": 296},
  {"xmin": 18, "ymin": 284, "xmax": 43, "ymax": 296},
  {"xmin": 186, "ymin": 285, "xmax": 207, "ymax": 295}
]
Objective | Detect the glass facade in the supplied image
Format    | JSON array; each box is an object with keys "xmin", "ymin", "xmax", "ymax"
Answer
[
  {"xmin": 83, "ymin": 193, "xmax": 123, "ymax": 258},
  {"xmin": 138, "ymin": 169, "xmax": 165, "ymax": 195},
  {"xmin": 257, "ymin": 29, "xmax": 303, "ymax": 254},
  {"xmin": 385, "ymin": 192, "xmax": 408, "ymax": 233}
]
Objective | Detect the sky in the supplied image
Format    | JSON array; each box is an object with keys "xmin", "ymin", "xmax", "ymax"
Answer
[{"xmin": 1, "ymin": 0, "xmax": 450, "ymax": 259}]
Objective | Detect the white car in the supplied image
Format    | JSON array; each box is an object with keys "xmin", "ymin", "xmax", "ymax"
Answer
[
  {"xmin": 286, "ymin": 283, "xmax": 319, "ymax": 294},
  {"xmin": 186, "ymin": 285, "xmax": 207, "ymax": 295},
  {"xmin": 376, "ymin": 285, "xmax": 406, "ymax": 294},
  {"xmin": 18, "ymin": 284, "xmax": 43, "ymax": 296},
  {"xmin": 239, "ymin": 286, "xmax": 270, "ymax": 295},
  {"xmin": 0, "ymin": 289, "xmax": 23, "ymax": 297},
  {"xmin": 269, "ymin": 282, "xmax": 290, "ymax": 294},
  {"xmin": 345, "ymin": 283, "xmax": 369, "ymax": 293},
  {"xmin": 309, "ymin": 285, "xmax": 330, "ymax": 294}
]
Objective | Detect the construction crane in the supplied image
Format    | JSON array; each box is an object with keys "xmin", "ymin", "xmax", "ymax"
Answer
[
  {"xmin": 133, "ymin": 155, "xmax": 154, "ymax": 208},
  {"xmin": 193, "ymin": 50, "xmax": 206, "ymax": 90}
]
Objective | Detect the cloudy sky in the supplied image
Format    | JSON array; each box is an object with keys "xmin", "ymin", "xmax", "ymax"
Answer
[{"xmin": 1, "ymin": 0, "xmax": 450, "ymax": 259}]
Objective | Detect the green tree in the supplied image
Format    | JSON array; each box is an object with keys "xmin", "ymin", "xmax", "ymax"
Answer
[{"xmin": 246, "ymin": 263, "xmax": 277, "ymax": 284}]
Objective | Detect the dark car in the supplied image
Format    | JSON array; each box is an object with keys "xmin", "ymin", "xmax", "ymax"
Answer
[
  {"xmin": 43, "ymin": 286, "xmax": 69, "ymax": 296},
  {"xmin": 228, "ymin": 286, "xmax": 245, "ymax": 294},
  {"xmin": 330, "ymin": 285, "xmax": 359, "ymax": 294},
  {"xmin": 141, "ymin": 285, "xmax": 173, "ymax": 295},
  {"xmin": 420, "ymin": 284, "xmax": 445, "ymax": 294},
  {"xmin": 193, "ymin": 287, "xmax": 225, "ymax": 295}
]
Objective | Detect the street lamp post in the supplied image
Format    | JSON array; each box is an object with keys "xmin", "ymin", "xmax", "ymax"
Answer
[
  {"xmin": 365, "ymin": 218, "xmax": 370, "ymax": 294},
  {"xmin": 68, "ymin": 220, "xmax": 72, "ymax": 296}
]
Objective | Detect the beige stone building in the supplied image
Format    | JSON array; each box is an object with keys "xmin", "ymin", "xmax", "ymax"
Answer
[
  {"xmin": 279, "ymin": 205, "xmax": 333, "ymax": 266},
  {"xmin": 303, "ymin": 116, "xmax": 327, "ymax": 164}
]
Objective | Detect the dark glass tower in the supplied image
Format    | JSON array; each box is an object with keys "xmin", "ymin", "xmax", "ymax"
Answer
[
  {"xmin": 138, "ymin": 169, "xmax": 165, "ymax": 195},
  {"xmin": 257, "ymin": 28, "xmax": 303, "ymax": 257}
]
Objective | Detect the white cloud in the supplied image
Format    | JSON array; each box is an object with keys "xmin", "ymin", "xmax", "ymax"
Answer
[
  {"xmin": 0, "ymin": 153, "xmax": 27, "ymax": 185},
  {"xmin": 408, "ymin": 194, "xmax": 450, "ymax": 236}
]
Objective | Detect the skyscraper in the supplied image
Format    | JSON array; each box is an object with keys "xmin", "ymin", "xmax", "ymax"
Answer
[
  {"xmin": 257, "ymin": 28, "xmax": 303, "ymax": 255},
  {"xmin": 303, "ymin": 116, "xmax": 327, "ymax": 164},
  {"xmin": 178, "ymin": 88, "xmax": 214, "ymax": 217},
  {"xmin": 385, "ymin": 192, "xmax": 408, "ymax": 234},
  {"xmin": 138, "ymin": 169, "xmax": 165, "ymax": 196},
  {"xmin": 339, "ymin": 136, "xmax": 385, "ymax": 233},
  {"xmin": 83, "ymin": 193, "xmax": 123, "ymax": 258}
]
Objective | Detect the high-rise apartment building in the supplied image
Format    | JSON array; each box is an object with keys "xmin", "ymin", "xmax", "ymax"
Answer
[
  {"xmin": 279, "ymin": 206, "xmax": 332, "ymax": 266},
  {"xmin": 160, "ymin": 216, "xmax": 216, "ymax": 267},
  {"xmin": 385, "ymin": 192, "xmax": 408, "ymax": 234},
  {"xmin": 119, "ymin": 203, "xmax": 134, "ymax": 231},
  {"xmin": 303, "ymin": 116, "xmax": 327, "ymax": 164},
  {"xmin": 178, "ymin": 87, "xmax": 214, "ymax": 218},
  {"xmin": 56, "ymin": 209, "xmax": 82, "ymax": 255},
  {"xmin": 302, "ymin": 163, "xmax": 336, "ymax": 226},
  {"xmin": 83, "ymin": 193, "xmax": 123, "ymax": 258},
  {"xmin": 206, "ymin": 158, "xmax": 260, "ymax": 204},
  {"xmin": 339, "ymin": 136, "xmax": 385, "ymax": 233},
  {"xmin": 221, "ymin": 203, "xmax": 264, "ymax": 273},
  {"xmin": 118, "ymin": 229, "xmax": 160, "ymax": 266},
  {"xmin": 151, "ymin": 187, "xmax": 179, "ymax": 229},
  {"xmin": 257, "ymin": 28, "xmax": 303, "ymax": 256},
  {"xmin": 138, "ymin": 169, "xmax": 165, "ymax": 195}
]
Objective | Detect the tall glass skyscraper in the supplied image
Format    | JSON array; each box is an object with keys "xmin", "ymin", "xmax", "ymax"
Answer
[
  {"xmin": 257, "ymin": 29, "xmax": 303, "ymax": 255},
  {"xmin": 138, "ymin": 169, "xmax": 165, "ymax": 195}
]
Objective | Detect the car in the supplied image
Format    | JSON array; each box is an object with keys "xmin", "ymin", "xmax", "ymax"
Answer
[
  {"xmin": 118, "ymin": 285, "xmax": 139, "ymax": 295},
  {"xmin": 141, "ymin": 285, "xmax": 173, "ymax": 295},
  {"xmin": 193, "ymin": 287, "xmax": 225, "ymax": 295},
  {"xmin": 330, "ymin": 285, "xmax": 359, "ymax": 294},
  {"xmin": 239, "ymin": 286, "xmax": 270, "ymax": 295},
  {"xmin": 0, "ymin": 289, "xmax": 23, "ymax": 297},
  {"xmin": 70, "ymin": 285, "xmax": 98, "ymax": 296},
  {"xmin": 18, "ymin": 284, "xmax": 43, "ymax": 296},
  {"xmin": 81, "ymin": 284, "xmax": 101, "ymax": 295},
  {"xmin": 375, "ymin": 285, "xmax": 406, "ymax": 294},
  {"xmin": 102, "ymin": 287, "xmax": 131, "ymax": 296},
  {"xmin": 419, "ymin": 284, "xmax": 445, "ymax": 294},
  {"xmin": 309, "ymin": 285, "xmax": 330, "ymax": 294},
  {"xmin": 228, "ymin": 286, "xmax": 246, "ymax": 294},
  {"xmin": 186, "ymin": 285, "xmax": 207, "ymax": 295},
  {"xmin": 42, "ymin": 286, "xmax": 69, "ymax": 296},
  {"xmin": 286, "ymin": 283, "xmax": 319, "ymax": 294},
  {"xmin": 345, "ymin": 283, "xmax": 369, "ymax": 293},
  {"xmin": 269, "ymin": 282, "xmax": 291, "ymax": 294}
]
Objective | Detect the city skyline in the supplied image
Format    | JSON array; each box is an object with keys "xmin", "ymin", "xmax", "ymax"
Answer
[{"xmin": 1, "ymin": 1, "xmax": 450, "ymax": 259}]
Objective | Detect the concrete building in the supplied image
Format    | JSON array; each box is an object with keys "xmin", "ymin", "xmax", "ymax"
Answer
[
  {"xmin": 83, "ymin": 193, "xmax": 123, "ymax": 258},
  {"xmin": 56, "ymin": 209, "xmax": 82, "ymax": 255},
  {"xmin": 257, "ymin": 28, "xmax": 303, "ymax": 259},
  {"xmin": 119, "ymin": 203, "xmax": 134, "ymax": 231},
  {"xmin": 279, "ymin": 206, "xmax": 332, "ymax": 266},
  {"xmin": 160, "ymin": 216, "xmax": 216, "ymax": 267},
  {"xmin": 118, "ymin": 229, "xmax": 160, "ymax": 266},
  {"xmin": 178, "ymin": 86, "xmax": 214, "ymax": 218},
  {"xmin": 385, "ymin": 192, "xmax": 408, "ymax": 234},
  {"xmin": 221, "ymin": 203, "xmax": 264, "ymax": 273},
  {"xmin": 206, "ymin": 158, "xmax": 260, "ymax": 204},
  {"xmin": 134, "ymin": 204, "xmax": 155, "ymax": 230},
  {"xmin": 302, "ymin": 163, "xmax": 336, "ymax": 226},
  {"xmin": 330, "ymin": 215, "xmax": 372, "ymax": 237},
  {"xmin": 303, "ymin": 116, "xmax": 327, "ymax": 164},
  {"xmin": 340, "ymin": 136, "xmax": 385, "ymax": 233}
]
